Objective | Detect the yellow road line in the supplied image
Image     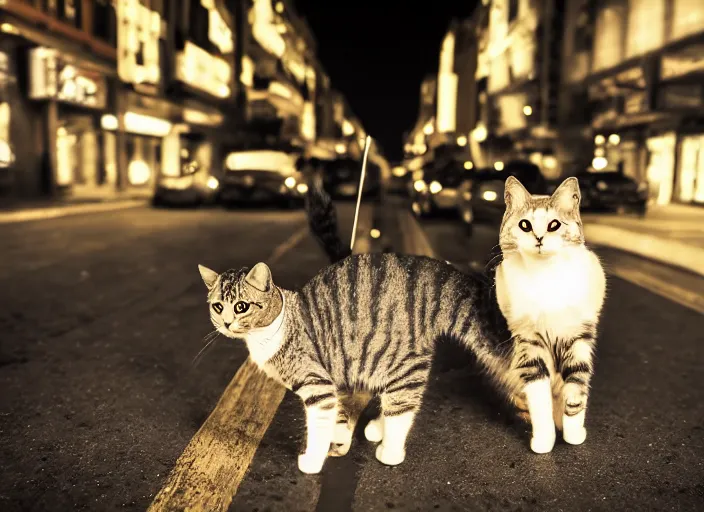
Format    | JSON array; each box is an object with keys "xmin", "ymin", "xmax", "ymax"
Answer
[
  {"xmin": 148, "ymin": 360, "xmax": 285, "ymax": 512},
  {"xmin": 148, "ymin": 225, "xmax": 310, "ymax": 512},
  {"xmin": 606, "ymin": 263, "xmax": 704, "ymax": 316},
  {"xmin": 266, "ymin": 224, "xmax": 311, "ymax": 265},
  {"xmin": 397, "ymin": 210, "xmax": 436, "ymax": 258}
]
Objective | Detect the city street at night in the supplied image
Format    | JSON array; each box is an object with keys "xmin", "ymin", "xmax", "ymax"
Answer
[
  {"xmin": 2, "ymin": 0, "xmax": 704, "ymax": 510},
  {"xmin": 1, "ymin": 200, "xmax": 702, "ymax": 511}
]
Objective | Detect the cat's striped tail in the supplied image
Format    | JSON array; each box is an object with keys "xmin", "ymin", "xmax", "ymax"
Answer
[{"xmin": 305, "ymin": 172, "xmax": 352, "ymax": 264}]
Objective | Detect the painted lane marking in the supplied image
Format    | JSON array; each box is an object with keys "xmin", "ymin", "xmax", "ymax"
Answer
[
  {"xmin": 148, "ymin": 224, "xmax": 309, "ymax": 512},
  {"xmin": 605, "ymin": 263, "xmax": 704, "ymax": 316}
]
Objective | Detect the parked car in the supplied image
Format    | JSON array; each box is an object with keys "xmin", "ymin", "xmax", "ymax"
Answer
[
  {"xmin": 218, "ymin": 149, "xmax": 307, "ymax": 208},
  {"xmin": 410, "ymin": 159, "xmax": 467, "ymax": 218},
  {"xmin": 153, "ymin": 159, "xmax": 219, "ymax": 207},
  {"xmin": 456, "ymin": 160, "xmax": 548, "ymax": 232},
  {"xmin": 556, "ymin": 170, "xmax": 648, "ymax": 215}
]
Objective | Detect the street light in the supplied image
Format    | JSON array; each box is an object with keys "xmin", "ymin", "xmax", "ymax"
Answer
[
  {"xmin": 472, "ymin": 124, "xmax": 488, "ymax": 142},
  {"xmin": 523, "ymin": 105, "xmax": 533, "ymax": 116},
  {"xmin": 594, "ymin": 134, "xmax": 606, "ymax": 145},
  {"xmin": 463, "ymin": 161, "xmax": 474, "ymax": 170},
  {"xmin": 457, "ymin": 135, "xmax": 467, "ymax": 146},
  {"xmin": 423, "ymin": 123, "xmax": 434, "ymax": 136},
  {"xmin": 494, "ymin": 161, "xmax": 504, "ymax": 171},
  {"xmin": 608, "ymin": 134, "xmax": 620, "ymax": 145}
]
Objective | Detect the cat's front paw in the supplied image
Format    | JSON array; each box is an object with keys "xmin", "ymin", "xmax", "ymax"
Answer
[
  {"xmin": 530, "ymin": 430, "xmax": 556, "ymax": 454},
  {"xmin": 298, "ymin": 452, "xmax": 326, "ymax": 474},
  {"xmin": 375, "ymin": 444, "xmax": 405, "ymax": 466},
  {"xmin": 562, "ymin": 412, "xmax": 587, "ymax": 445},
  {"xmin": 364, "ymin": 418, "xmax": 383, "ymax": 443}
]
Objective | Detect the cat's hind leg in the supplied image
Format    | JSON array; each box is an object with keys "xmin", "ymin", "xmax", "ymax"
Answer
[
  {"xmin": 374, "ymin": 359, "xmax": 431, "ymax": 466},
  {"xmin": 330, "ymin": 407, "xmax": 352, "ymax": 457},
  {"xmin": 330, "ymin": 392, "xmax": 373, "ymax": 457}
]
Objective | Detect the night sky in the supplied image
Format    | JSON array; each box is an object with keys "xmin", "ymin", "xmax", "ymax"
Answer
[{"xmin": 295, "ymin": 1, "xmax": 478, "ymax": 161}]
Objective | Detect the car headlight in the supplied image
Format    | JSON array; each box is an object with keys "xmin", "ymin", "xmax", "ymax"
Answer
[
  {"xmin": 637, "ymin": 181, "xmax": 648, "ymax": 193},
  {"xmin": 482, "ymin": 190, "xmax": 497, "ymax": 201},
  {"xmin": 207, "ymin": 176, "xmax": 219, "ymax": 190},
  {"xmin": 413, "ymin": 180, "xmax": 427, "ymax": 192},
  {"xmin": 429, "ymin": 181, "xmax": 442, "ymax": 194},
  {"xmin": 285, "ymin": 176, "xmax": 296, "ymax": 188},
  {"xmin": 296, "ymin": 183, "xmax": 308, "ymax": 194}
]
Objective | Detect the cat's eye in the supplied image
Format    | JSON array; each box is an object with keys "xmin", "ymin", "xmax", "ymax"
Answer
[
  {"xmin": 548, "ymin": 220, "xmax": 561, "ymax": 232},
  {"xmin": 211, "ymin": 302, "xmax": 223, "ymax": 314},
  {"xmin": 234, "ymin": 301, "xmax": 250, "ymax": 314},
  {"xmin": 518, "ymin": 219, "xmax": 532, "ymax": 232}
]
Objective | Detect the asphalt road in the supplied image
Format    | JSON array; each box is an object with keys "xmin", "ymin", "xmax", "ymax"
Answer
[
  {"xmin": 1, "ymin": 200, "xmax": 702, "ymax": 511},
  {"xmin": 0, "ymin": 203, "xmax": 345, "ymax": 511}
]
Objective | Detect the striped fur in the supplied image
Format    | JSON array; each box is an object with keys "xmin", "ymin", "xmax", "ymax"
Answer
[
  {"xmin": 304, "ymin": 172, "xmax": 352, "ymax": 264},
  {"xmin": 198, "ymin": 255, "xmax": 512, "ymax": 474}
]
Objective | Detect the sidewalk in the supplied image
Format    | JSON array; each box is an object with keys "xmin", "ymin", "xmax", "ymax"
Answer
[
  {"xmin": 583, "ymin": 203, "xmax": 704, "ymax": 277},
  {"xmin": 0, "ymin": 196, "xmax": 149, "ymax": 225}
]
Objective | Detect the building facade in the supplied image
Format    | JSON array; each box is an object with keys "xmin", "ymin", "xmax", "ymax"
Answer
[
  {"xmin": 473, "ymin": 0, "xmax": 563, "ymax": 177},
  {"xmin": 0, "ymin": 0, "xmax": 354, "ymax": 204},
  {"xmin": 561, "ymin": 0, "xmax": 704, "ymax": 206},
  {"xmin": 0, "ymin": 0, "xmax": 238, "ymax": 202}
]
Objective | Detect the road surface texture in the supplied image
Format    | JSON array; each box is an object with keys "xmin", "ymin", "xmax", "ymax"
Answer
[{"xmin": 1, "ymin": 200, "xmax": 702, "ymax": 511}]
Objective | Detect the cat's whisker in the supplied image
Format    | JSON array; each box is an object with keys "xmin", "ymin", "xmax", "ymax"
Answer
[{"xmin": 192, "ymin": 333, "xmax": 222, "ymax": 367}]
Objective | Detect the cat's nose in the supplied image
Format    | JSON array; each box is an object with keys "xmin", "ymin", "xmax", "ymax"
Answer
[
  {"xmin": 223, "ymin": 321, "xmax": 232, "ymax": 328},
  {"xmin": 535, "ymin": 236, "xmax": 544, "ymax": 243}
]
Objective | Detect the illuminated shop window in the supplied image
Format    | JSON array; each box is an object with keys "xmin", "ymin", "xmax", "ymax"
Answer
[
  {"xmin": 592, "ymin": 4, "xmax": 627, "ymax": 71},
  {"xmin": 671, "ymin": 0, "xmax": 704, "ymax": 41},
  {"xmin": 626, "ymin": 0, "xmax": 665, "ymax": 58}
]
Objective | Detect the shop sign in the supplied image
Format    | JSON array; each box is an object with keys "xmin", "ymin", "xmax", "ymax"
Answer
[
  {"xmin": 117, "ymin": 0, "xmax": 161, "ymax": 86},
  {"xmin": 661, "ymin": 48, "xmax": 704, "ymax": 80},
  {"xmin": 28, "ymin": 48, "xmax": 107, "ymax": 109},
  {"xmin": 623, "ymin": 91, "xmax": 648, "ymax": 114},
  {"xmin": 175, "ymin": 41, "xmax": 231, "ymax": 99},
  {"xmin": 201, "ymin": 0, "xmax": 233, "ymax": 54},
  {"xmin": 658, "ymin": 83, "xmax": 704, "ymax": 109},
  {"xmin": 0, "ymin": 51, "xmax": 12, "ymax": 87}
]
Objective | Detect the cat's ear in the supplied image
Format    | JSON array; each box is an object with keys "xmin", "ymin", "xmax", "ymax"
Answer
[
  {"xmin": 551, "ymin": 177, "xmax": 581, "ymax": 214},
  {"xmin": 198, "ymin": 264, "xmax": 219, "ymax": 290},
  {"xmin": 504, "ymin": 176, "xmax": 532, "ymax": 212},
  {"xmin": 245, "ymin": 262, "xmax": 273, "ymax": 292}
]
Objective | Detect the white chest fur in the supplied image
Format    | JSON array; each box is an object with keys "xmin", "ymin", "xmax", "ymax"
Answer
[
  {"xmin": 244, "ymin": 297, "xmax": 286, "ymax": 370},
  {"xmin": 496, "ymin": 247, "xmax": 605, "ymax": 340}
]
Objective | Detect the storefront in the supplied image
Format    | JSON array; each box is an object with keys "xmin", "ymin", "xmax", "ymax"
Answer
[
  {"xmin": 27, "ymin": 46, "xmax": 118, "ymax": 198},
  {"xmin": 676, "ymin": 134, "xmax": 704, "ymax": 205},
  {"xmin": 0, "ymin": 50, "xmax": 14, "ymax": 176}
]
